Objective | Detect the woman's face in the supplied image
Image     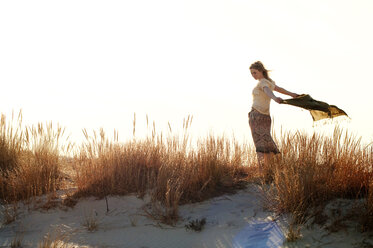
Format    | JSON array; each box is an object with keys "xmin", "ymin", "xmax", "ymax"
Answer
[{"xmin": 250, "ymin": 69, "xmax": 264, "ymax": 80}]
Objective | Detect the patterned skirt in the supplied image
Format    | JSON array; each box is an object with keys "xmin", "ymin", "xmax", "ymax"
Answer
[{"xmin": 249, "ymin": 108, "xmax": 280, "ymax": 154}]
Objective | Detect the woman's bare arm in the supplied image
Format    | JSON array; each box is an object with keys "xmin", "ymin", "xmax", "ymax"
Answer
[{"xmin": 274, "ymin": 85, "xmax": 299, "ymax": 98}]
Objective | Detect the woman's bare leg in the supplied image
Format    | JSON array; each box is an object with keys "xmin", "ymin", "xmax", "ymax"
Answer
[
  {"xmin": 263, "ymin": 153, "xmax": 271, "ymax": 167},
  {"xmin": 257, "ymin": 152, "xmax": 272, "ymax": 177},
  {"xmin": 257, "ymin": 152, "xmax": 264, "ymax": 176}
]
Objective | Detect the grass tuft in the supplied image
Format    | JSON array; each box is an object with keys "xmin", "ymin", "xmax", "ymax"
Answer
[
  {"xmin": 37, "ymin": 228, "xmax": 70, "ymax": 248},
  {"xmin": 10, "ymin": 232, "xmax": 23, "ymax": 248},
  {"xmin": 72, "ymin": 118, "xmax": 251, "ymax": 223},
  {"xmin": 0, "ymin": 112, "xmax": 70, "ymax": 202},
  {"xmin": 285, "ymin": 223, "xmax": 301, "ymax": 242},
  {"xmin": 82, "ymin": 210, "xmax": 99, "ymax": 232},
  {"xmin": 185, "ymin": 218, "xmax": 206, "ymax": 232},
  {"xmin": 1, "ymin": 111, "xmax": 373, "ymax": 233},
  {"xmin": 1, "ymin": 203, "xmax": 18, "ymax": 225},
  {"xmin": 263, "ymin": 127, "xmax": 373, "ymax": 226}
]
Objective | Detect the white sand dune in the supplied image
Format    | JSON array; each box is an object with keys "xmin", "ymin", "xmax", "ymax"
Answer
[{"xmin": 0, "ymin": 185, "xmax": 372, "ymax": 248}]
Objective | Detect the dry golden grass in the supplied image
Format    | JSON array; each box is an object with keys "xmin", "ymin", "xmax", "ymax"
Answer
[
  {"xmin": 0, "ymin": 113, "xmax": 23, "ymax": 181},
  {"xmin": 1, "ymin": 111, "xmax": 373, "ymax": 231},
  {"xmin": 263, "ymin": 127, "xmax": 373, "ymax": 227},
  {"xmin": 10, "ymin": 233, "xmax": 23, "ymax": 248},
  {"xmin": 285, "ymin": 223, "xmax": 301, "ymax": 242},
  {"xmin": 0, "ymin": 112, "xmax": 70, "ymax": 202},
  {"xmin": 37, "ymin": 227, "xmax": 71, "ymax": 248},
  {"xmin": 82, "ymin": 210, "xmax": 99, "ymax": 232},
  {"xmin": 72, "ymin": 117, "xmax": 251, "ymax": 223}
]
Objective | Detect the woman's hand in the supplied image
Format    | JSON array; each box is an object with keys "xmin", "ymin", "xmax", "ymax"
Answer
[{"xmin": 275, "ymin": 97, "xmax": 283, "ymax": 104}]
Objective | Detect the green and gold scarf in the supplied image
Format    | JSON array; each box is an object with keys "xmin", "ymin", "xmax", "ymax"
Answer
[{"xmin": 281, "ymin": 94, "xmax": 348, "ymax": 121}]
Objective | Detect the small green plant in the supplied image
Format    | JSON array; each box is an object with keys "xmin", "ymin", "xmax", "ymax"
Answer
[{"xmin": 185, "ymin": 218, "xmax": 206, "ymax": 232}]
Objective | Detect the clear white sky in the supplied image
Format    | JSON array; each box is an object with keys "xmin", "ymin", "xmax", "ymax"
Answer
[{"xmin": 1, "ymin": 0, "xmax": 372, "ymax": 145}]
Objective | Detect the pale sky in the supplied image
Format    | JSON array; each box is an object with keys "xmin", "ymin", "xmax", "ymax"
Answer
[{"xmin": 1, "ymin": 0, "xmax": 372, "ymax": 145}]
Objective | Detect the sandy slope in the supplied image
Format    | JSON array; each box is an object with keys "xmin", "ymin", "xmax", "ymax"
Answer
[{"xmin": 0, "ymin": 185, "xmax": 372, "ymax": 248}]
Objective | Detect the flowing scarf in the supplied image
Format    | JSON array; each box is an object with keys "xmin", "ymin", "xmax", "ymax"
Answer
[{"xmin": 281, "ymin": 94, "xmax": 348, "ymax": 121}]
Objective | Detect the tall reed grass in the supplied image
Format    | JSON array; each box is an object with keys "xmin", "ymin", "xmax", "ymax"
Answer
[
  {"xmin": 0, "ymin": 112, "xmax": 69, "ymax": 202},
  {"xmin": 73, "ymin": 117, "xmax": 251, "ymax": 205},
  {"xmin": 263, "ymin": 127, "xmax": 373, "ymax": 225},
  {"xmin": 72, "ymin": 117, "xmax": 252, "ymax": 223},
  {"xmin": 68, "ymin": 118, "xmax": 373, "ymax": 228},
  {"xmin": 2, "ymin": 111, "xmax": 373, "ymax": 230}
]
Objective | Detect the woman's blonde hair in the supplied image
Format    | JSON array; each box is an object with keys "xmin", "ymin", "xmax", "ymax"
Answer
[{"xmin": 249, "ymin": 61, "xmax": 273, "ymax": 82}]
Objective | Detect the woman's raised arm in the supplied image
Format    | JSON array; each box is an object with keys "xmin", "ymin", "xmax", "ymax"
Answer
[{"xmin": 274, "ymin": 85, "xmax": 299, "ymax": 98}]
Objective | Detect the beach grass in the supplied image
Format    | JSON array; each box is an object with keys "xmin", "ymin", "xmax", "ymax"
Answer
[
  {"xmin": 262, "ymin": 127, "xmax": 373, "ymax": 227},
  {"xmin": 0, "ymin": 112, "xmax": 69, "ymax": 203},
  {"xmin": 72, "ymin": 117, "xmax": 251, "ymax": 222},
  {"xmin": 1, "ymin": 112, "xmax": 372, "ymax": 230}
]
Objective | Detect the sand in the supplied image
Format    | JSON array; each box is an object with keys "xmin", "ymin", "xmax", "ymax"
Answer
[{"xmin": 1, "ymin": 184, "xmax": 372, "ymax": 248}]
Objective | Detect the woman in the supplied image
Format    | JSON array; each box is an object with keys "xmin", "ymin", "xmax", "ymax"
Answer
[{"xmin": 249, "ymin": 61, "xmax": 298, "ymax": 174}]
